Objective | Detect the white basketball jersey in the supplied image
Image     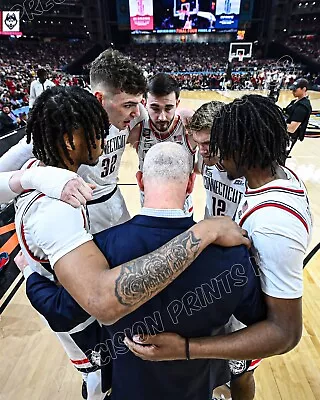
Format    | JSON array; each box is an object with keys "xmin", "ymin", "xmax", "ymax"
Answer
[
  {"xmin": 15, "ymin": 162, "xmax": 90, "ymax": 281},
  {"xmin": 202, "ymin": 162, "xmax": 245, "ymax": 219},
  {"xmin": 137, "ymin": 116, "xmax": 196, "ymax": 215},
  {"xmin": 235, "ymin": 167, "xmax": 312, "ymax": 231},
  {"xmin": 78, "ymin": 124, "xmax": 129, "ymax": 199},
  {"xmin": 235, "ymin": 166, "xmax": 312, "ymax": 299},
  {"xmin": 14, "ymin": 162, "xmax": 98, "ymax": 370}
]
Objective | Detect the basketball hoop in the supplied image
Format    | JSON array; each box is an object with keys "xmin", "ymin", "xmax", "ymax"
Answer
[
  {"xmin": 238, "ymin": 54, "xmax": 244, "ymax": 62},
  {"xmin": 179, "ymin": 9, "xmax": 187, "ymax": 20}
]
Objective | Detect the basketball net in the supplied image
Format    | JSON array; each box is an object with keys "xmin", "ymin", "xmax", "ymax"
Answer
[
  {"xmin": 238, "ymin": 54, "xmax": 244, "ymax": 62},
  {"xmin": 179, "ymin": 9, "xmax": 187, "ymax": 20}
]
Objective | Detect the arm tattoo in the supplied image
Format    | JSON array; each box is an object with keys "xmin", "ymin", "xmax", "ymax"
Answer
[{"xmin": 115, "ymin": 230, "xmax": 201, "ymax": 306}]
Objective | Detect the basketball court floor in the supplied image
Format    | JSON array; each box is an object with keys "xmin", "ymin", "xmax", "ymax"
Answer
[{"xmin": 0, "ymin": 89, "xmax": 319, "ymax": 399}]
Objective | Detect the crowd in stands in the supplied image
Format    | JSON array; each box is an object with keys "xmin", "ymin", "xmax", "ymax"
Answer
[
  {"xmin": 121, "ymin": 43, "xmax": 230, "ymax": 74},
  {"xmin": 285, "ymin": 36, "xmax": 320, "ymax": 62},
  {"xmin": 0, "ymin": 39, "xmax": 319, "ymax": 135},
  {"xmin": 0, "ymin": 39, "xmax": 90, "ymax": 136}
]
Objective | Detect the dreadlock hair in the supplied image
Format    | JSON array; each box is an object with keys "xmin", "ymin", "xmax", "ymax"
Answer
[
  {"xmin": 210, "ymin": 94, "xmax": 289, "ymax": 172},
  {"xmin": 90, "ymin": 48, "xmax": 146, "ymax": 95},
  {"xmin": 26, "ymin": 86, "xmax": 109, "ymax": 168},
  {"xmin": 147, "ymin": 73, "xmax": 180, "ymax": 100},
  {"xmin": 187, "ymin": 101, "xmax": 224, "ymax": 132}
]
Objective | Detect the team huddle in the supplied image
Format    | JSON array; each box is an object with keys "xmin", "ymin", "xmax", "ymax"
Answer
[{"xmin": 0, "ymin": 49, "xmax": 312, "ymax": 400}]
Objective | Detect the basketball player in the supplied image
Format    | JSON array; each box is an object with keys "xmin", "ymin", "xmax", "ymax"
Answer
[
  {"xmin": 123, "ymin": 95, "xmax": 312, "ymax": 400},
  {"xmin": 189, "ymin": 101, "xmax": 245, "ymax": 218},
  {"xmin": 128, "ymin": 73, "xmax": 196, "ymax": 215},
  {"xmin": 0, "ymin": 49, "xmax": 147, "ymax": 234},
  {"xmin": 14, "ymin": 87, "xmax": 250, "ymax": 399},
  {"xmin": 15, "ymin": 87, "xmax": 110, "ymax": 400}
]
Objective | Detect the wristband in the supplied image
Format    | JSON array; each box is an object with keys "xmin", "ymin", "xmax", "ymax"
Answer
[
  {"xmin": 20, "ymin": 166, "xmax": 78, "ymax": 199},
  {"xmin": 22, "ymin": 265, "xmax": 34, "ymax": 280},
  {"xmin": 185, "ymin": 337, "xmax": 190, "ymax": 360}
]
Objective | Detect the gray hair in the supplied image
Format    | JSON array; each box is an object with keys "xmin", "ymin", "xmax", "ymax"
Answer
[{"xmin": 143, "ymin": 142, "xmax": 192, "ymax": 183}]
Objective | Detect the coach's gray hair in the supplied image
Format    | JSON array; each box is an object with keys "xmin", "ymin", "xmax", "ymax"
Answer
[
  {"xmin": 143, "ymin": 142, "xmax": 192, "ymax": 183},
  {"xmin": 187, "ymin": 101, "xmax": 224, "ymax": 131}
]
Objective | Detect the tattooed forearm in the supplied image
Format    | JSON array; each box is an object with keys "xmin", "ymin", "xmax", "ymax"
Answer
[{"xmin": 115, "ymin": 230, "xmax": 201, "ymax": 306}]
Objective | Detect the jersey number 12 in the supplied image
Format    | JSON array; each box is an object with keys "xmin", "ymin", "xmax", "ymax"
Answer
[{"xmin": 212, "ymin": 197, "xmax": 226, "ymax": 216}]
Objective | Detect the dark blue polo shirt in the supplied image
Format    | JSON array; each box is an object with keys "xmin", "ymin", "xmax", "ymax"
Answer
[{"xmin": 95, "ymin": 213, "xmax": 265, "ymax": 400}]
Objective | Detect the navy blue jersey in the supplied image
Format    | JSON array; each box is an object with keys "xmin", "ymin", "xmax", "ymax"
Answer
[{"xmin": 95, "ymin": 215, "xmax": 265, "ymax": 400}]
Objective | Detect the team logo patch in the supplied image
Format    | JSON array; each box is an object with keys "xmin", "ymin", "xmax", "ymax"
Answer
[
  {"xmin": 90, "ymin": 350, "xmax": 101, "ymax": 367},
  {"xmin": 229, "ymin": 359, "xmax": 247, "ymax": 375},
  {"xmin": 4, "ymin": 12, "xmax": 18, "ymax": 30},
  {"xmin": 0, "ymin": 252, "xmax": 10, "ymax": 272}
]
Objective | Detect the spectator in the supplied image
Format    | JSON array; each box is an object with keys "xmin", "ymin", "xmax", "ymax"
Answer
[
  {"xmin": 0, "ymin": 104, "xmax": 19, "ymax": 137},
  {"xmin": 29, "ymin": 68, "xmax": 55, "ymax": 108}
]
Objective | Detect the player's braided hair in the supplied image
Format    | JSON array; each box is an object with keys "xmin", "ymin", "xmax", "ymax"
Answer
[
  {"xmin": 90, "ymin": 48, "xmax": 146, "ymax": 94},
  {"xmin": 26, "ymin": 86, "xmax": 109, "ymax": 168},
  {"xmin": 210, "ymin": 94, "xmax": 289, "ymax": 171}
]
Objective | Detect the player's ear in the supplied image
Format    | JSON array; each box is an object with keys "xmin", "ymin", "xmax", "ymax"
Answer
[
  {"xmin": 63, "ymin": 132, "xmax": 74, "ymax": 151},
  {"xmin": 136, "ymin": 171, "xmax": 144, "ymax": 191},
  {"xmin": 186, "ymin": 172, "xmax": 196, "ymax": 195},
  {"xmin": 94, "ymin": 91, "xmax": 103, "ymax": 104}
]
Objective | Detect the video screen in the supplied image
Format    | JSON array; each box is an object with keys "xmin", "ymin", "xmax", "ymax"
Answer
[
  {"xmin": 129, "ymin": 0, "xmax": 154, "ymax": 31},
  {"xmin": 215, "ymin": 0, "xmax": 241, "ymax": 30},
  {"xmin": 129, "ymin": 0, "xmax": 241, "ymax": 34}
]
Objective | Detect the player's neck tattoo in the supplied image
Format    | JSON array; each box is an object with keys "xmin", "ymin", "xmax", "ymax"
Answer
[{"xmin": 115, "ymin": 230, "xmax": 201, "ymax": 306}]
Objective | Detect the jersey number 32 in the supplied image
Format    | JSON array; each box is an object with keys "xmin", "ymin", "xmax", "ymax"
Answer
[{"xmin": 101, "ymin": 155, "xmax": 117, "ymax": 178}]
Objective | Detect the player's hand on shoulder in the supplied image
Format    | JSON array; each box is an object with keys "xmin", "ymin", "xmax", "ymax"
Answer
[
  {"xmin": 206, "ymin": 216, "xmax": 251, "ymax": 248},
  {"xmin": 61, "ymin": 176, "xmax": 95, "ymax": 208}
]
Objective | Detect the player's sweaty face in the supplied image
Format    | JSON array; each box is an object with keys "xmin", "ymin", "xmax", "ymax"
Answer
[
  {"xmin": 146, "ymin": 92, "xmax": 178, "ymax": 132},
  {"xmin": 192, "ymin": 129, "xmax": 218, "ymax": 166},
  {"xmin": 103, "ymin": 91, "xmax": 143, "ymax": 131}
]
